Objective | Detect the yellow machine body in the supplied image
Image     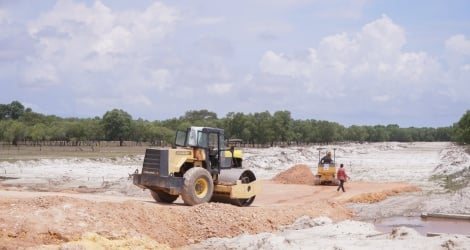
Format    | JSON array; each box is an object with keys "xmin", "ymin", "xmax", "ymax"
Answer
[
  {"xmin": 133, "ymin": 127, "xmax": 261, "ymax": 206},
  {"xmin": 314, "ymin": 148, "xmax": 340, "ymax": 185},
  {"xmin": 315, "ymin": 163, "xmax": 338, "ymax": 185}
]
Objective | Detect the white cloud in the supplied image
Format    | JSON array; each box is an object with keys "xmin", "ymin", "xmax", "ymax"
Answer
[
  {"xmin": 249, "ymin": 20, "xmax": 293, "ymax": 38},
  {"xmin": 128, "ymin": 2, "xmax": 179, "ymax": 43},
  {"xmin": 148, "ymin": 69, "xmax": 171, "ymax": 90},
  {"xmin": 258, "ymin": 15, "xmax": 441, "ymax": 100},
  {"xmin": 372, "ymin": 95, "xmax": 390, "ymax": 103},
  {"xmin": 0, "ymin": 9, "xmax": 9, "ymax": 24},
  {"xmin": 357, "ymin": 15, "xmax": 406, "ymax": 59},
  {"xmin": 22, "ymin": 60, "xmax": 59, "ymax": 86},
  {"xmin": 126, "ymin": 94, "xmax": 153, "ymax": 107},
  {"xmin": 206, "ymin": 83, "xmax": 232, "ymax": 94},
  {"xmin": 14, "ymin": 0, "xmax": 184, "ymax": 118},
  {"xmin": 92, "ymin": 26, "xmax": 131, "ymax": 56},
  {"xmin": 3, "ymin": 1, "xmax": 468, "ymax": 126},
  {"xmin": 444, "ymin": 34, "xmax": 470, "ymax": 71},
  {"xmin": 24, "ymin": 0, "xmax": 180, "ymax": 85},
  {"xmin": 194, "ymin": 17, "xmax": 225, "ymax": 25},
  {"xmin": 445, "ymin": 34, "xmax": 470, "ymax": 56},
  {"xmin": 396, "ymin": 52, "xmax": 439, "ymax": 83},
  {"xmin": 260, "ymin": 51, "xmax": 303, "ymax": 77},
  {"xmin": 318, "ymin": 32, "xmax": 358, "ymax": 65},
  {"xmin": 310, "ymin": 0, "xmax": 366, "ymax": 20}
]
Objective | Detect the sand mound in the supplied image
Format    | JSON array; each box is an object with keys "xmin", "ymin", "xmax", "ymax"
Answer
[
  {"xmin": 271, "ymin": 164, "xmax": 315, "ymax": 185},
  {"xmin": 50, "ymin": 232, "xmax": 171, "ymax": 250},
  {"xmin": 0, "ymin": 192, "xmax": 353, "ymax": 249},
  {"xmin": 346, "ymin": 186, "xmax": 421, "ymax": 203}
]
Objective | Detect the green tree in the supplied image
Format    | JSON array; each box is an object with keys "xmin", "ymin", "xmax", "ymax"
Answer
[
  {"xmin": 251, "ymin": 111, "xmax": 274, "ymax": 145},
  {"xmin": 272, "ymin": 111, "xmax": 294, "ymax": 144},
  {"xmin": 242, "ymin": 119, "xmax": 256, "ymax": 145},
  {"xmin": 387, "ymin": 124, "xmax": 412, "ymax": 142},
  {"xmin": 102, "ymin": 109, "xmax": 133, "ymax": 146},
  {"xmin": 181, "ymin": 110, "xmax": 218, "ymax": 125},
  {"xmin": 0, "ymin": 104, "xmax": 8, "ymax": 120},
  {"xmin": 290, "ymin": 119, "xmax": 310, "ymax": 144},
  {"xmin": 223, "ymin": 112, "xmax": 248, "ymax": 139},
  {"xmin": 0, "ymin": 120, "xmax": 10, "ymax": 141},
  {"xmin": 3, "ymin": 120, "xmax": 26, "ymax": 145},
  {"xmin": 131, "ymin": 118, "xmax": 147, "ymax": 142},
  {"xmin": 27, "ymin": 123, "xmax": 47, "ymax": 143},
  {"xmin": 317, "ymin": 121, "xmax": 336, "ymax": 143},
  {"xmin": 0, "ymin": 101, "xmax": 25, "ymax": 120},
  {"xmin": 305, "ymin": 119, "xmax": 319, "ymax": 143},
  {"xmin": 150, "ymin": 123, "xmax": 174, "ymax": 146},
  {"xmin": 161, "ymin": 118, "xmax": 181, "ymax": 131},
  {"xmin": 346, "ymin": 125, "xmax": 369, "ymax": 142},
  {"xmin": 9, "ymin": 101, "xmax": 25, "ymax": 119},
  {"xmin": 453, "ymin": 110, "xmax": 470, "ymax": 144},
  {"xmin": 82, "ymin": 117, "xmax": 104, "ymax": 141},
  {"xmin": 47, "ymin": 121, "xmax": 67, "ymax": 141},
  {"xmin": 436, "ymin": 127, "xmax": 452, "ymax": 141},
  {"xmin": 366, "ymin": 125, "xmax": 390, "ymax": 142},
  {"xmin": 64, "ymin": 119, "xmax": 87, "ymax": 143},
  {"xmin": 0, "ymin": 103, "xmax": 458, "ymax": 146}
]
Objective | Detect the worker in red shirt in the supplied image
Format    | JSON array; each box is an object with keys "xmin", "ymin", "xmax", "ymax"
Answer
[{"xmin": 336, "ymin": 163, "xmax": 349, "ymax": 192}]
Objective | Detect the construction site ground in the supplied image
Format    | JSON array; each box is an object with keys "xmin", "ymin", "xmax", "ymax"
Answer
[
  {"xmin": 0, "ymin": 179, "xmax": 417, "ymax": 249},
  {"xmin": 0, "ymin": 142, "xmax": 469, "ymax": 249}
]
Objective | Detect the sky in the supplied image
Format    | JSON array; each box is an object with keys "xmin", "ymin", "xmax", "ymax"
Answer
[{"xmin": 0, "ymin": 0, "xmax": 469, "ymax": 127}]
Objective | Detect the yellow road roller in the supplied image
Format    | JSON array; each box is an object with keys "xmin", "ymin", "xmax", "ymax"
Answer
[
  {"xmin": 314, "ymin": 148, "xmax": 340, "ymax": 185},
  {"xmin": 132, "ymin": 126, "xmax": 262, "ymax": 206}
]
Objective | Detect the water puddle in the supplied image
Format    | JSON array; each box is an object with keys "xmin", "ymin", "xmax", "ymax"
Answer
[{"xmin": 371, "ymin": 216, "xmax": 470, "ymax": 236}]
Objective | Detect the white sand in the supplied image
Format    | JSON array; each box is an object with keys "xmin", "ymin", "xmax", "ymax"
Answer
[{"xmin": 189, "ymin": 216, "xmax": 470, "ymax": 249}]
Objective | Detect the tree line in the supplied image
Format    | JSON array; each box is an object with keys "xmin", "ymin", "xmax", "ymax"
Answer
[{"xmin": 0, "ymin": 101, "xmax": 468, "ymax": 146}]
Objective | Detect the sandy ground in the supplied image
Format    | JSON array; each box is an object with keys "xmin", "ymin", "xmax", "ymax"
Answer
[
  {"xmin": 0, "ymin": 180, "xmax": 417, "ymax": 249},
  {"xmin": 0, "ymin": 142, "xmax": 469, "ymax": 249}
]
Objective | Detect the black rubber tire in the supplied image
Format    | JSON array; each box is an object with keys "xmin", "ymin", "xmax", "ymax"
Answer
[
  {"xmin": 181, "ymin": 167, "xmax": 214, "ymax": 206},
  {"xmin": 150, "ymin": 190, "xmax": 179, "ymax": 203},
  {"xmin": 231, "ymin": 170, "xmax": 256, "ymax": 207}
]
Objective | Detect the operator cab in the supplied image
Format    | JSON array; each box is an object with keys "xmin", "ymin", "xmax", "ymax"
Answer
[{"xmin": 175, "ymin": 127, "xmax": 233, "ymax": 171}]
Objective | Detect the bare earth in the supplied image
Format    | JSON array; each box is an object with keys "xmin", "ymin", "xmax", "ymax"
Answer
[
  {"xmin": 0, "ymin": 176, "xmax": 417, "ymax": 249},
  {"xmin": 1, "ymin": 142, "xmax": 468, "ymax": 249}
]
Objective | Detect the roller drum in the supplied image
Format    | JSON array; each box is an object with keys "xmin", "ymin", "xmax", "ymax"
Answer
[{"xmin": 211, "ymin": 169, "xmax": 257, "ymax": 206}]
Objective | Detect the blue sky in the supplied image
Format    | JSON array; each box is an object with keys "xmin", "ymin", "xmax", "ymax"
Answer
[{"xmin": 1, "ymin": 0, "xmax": 469, "ymax": 127}]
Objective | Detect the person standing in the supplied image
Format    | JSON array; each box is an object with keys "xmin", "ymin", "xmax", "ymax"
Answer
[{"xmin": 337, "ymin": 163, "xmax": 349, "ymax": 192}]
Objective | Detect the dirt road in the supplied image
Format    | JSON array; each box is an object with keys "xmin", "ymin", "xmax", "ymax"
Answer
[{"xmin": 0, "ymin": 180, "xmax": 418, "ymax": 249}]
